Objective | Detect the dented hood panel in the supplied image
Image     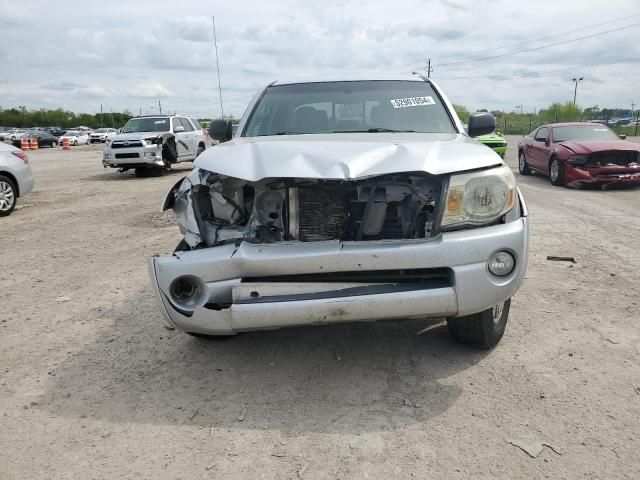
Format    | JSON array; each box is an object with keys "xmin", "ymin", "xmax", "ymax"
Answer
[{"xmin": 194, "ymin": 133, "xmax": 502, "ymax": 181}]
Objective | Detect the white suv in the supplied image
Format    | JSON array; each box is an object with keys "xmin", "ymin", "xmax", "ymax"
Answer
[{"xmin": 103, "ymin": 115, "xmax": 206, "ymax": 177}]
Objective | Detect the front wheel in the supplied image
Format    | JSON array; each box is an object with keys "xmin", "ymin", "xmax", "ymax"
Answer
[
  {"xmin": 549, "ymin": 158, "xmax": 565, "ymax": 186},
  {"xmin": 52, "ymin": 141, "xmax": 58, "ymax": 147},
  {"xmin": 0, "ymin": 175, "xmax": 17, "ymax": 217},
  {"xmin": 73, "ymin": 140, "xmax": 78, "ymax": 146},
  {"xmin": 518, "ymin": 151, "xmax": 532, "ymax": 175},
  {"xmin": 447, "ymin": 299, "xmax": 511, "ymax": 349},
  {"xmin": 195, "ymin": 145, "xmax": 205, "ymax": 158}
]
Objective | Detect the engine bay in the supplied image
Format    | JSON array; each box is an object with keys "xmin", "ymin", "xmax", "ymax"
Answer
[{"xmin": 170, "ymin": 170, "xmax": 444, "ymax": 249}]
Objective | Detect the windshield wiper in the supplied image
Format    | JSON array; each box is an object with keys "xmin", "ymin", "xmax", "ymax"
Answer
[
  {"xmin": 273, "ymin": 131, "xmax": 300, "ymax": 135},
  {"xmin": 332, "ymin": 128, "xmax": 416, "ymax": 133}
]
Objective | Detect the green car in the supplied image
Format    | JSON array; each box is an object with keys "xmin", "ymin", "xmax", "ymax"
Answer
[{"xmin": 476, "ymin": 132, "xmax": 507, "ymax": 158}]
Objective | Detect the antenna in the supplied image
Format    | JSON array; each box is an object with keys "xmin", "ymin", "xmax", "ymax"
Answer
[{"xmin": 212, "ymin": 16, "xmax": 224, "ymax": 118}]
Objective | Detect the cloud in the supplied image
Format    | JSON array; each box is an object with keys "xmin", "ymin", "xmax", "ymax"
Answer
[
  {"xmin": 1, "ymin": 0, "xmax": 639, "ymax": 116},
  {"xmin": 127, "ymin": 82, "xmax": 173, "ymax": 98}
]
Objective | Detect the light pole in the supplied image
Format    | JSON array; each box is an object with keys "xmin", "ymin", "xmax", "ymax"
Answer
[{"xmin": 572, "ymin": 77, "xmax": 584, "ymax": 105}]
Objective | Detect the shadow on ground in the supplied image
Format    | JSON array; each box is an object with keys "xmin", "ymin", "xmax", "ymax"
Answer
[
  {"xmin": 84, "ymin": 166, "xmax": 192, "ymax": 182},
  {"xmin": 40, "ymin": 288, "xmax": 490, "ymax": 434}
]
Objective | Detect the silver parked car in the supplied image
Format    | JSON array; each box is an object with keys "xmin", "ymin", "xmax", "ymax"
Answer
[
  {"xmin": 149, "ymin": 78, "xmax": 529, "ymax": 348},
  {"xmin": 0, "ymin": 142, "xmax": 34, "ymax": 216}
]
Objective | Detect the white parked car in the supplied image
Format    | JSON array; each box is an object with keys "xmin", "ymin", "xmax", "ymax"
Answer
[
  {"xmin": 0, "ymin": 142, "xmax": 34, "ymax": 216},
  {"xmin": 60, "ymin": 130, "xmax": 90, "ymax": 146},
  {"xmin": 102, "ymin": 115, "xmax": 206, "ymax": 176},
  {"xmin": 150, "ymin": 78, "xmax": 529, "ymax": 349},
  {"xmin": 90, "ymin": 128, "xmax": 117, "ymax": 143},
  {"xmin": 7, "ymin": 129, "xmax": 29, "ymax": 141}
]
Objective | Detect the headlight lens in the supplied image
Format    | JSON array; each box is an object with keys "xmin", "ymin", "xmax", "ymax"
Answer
[
  {"xmin": 441, "ymin": 165, "xmax": 516, "ymax": 229},
  {"xmin": 567, "ymin": 155, "xmax": 588, "ymax": 166}
]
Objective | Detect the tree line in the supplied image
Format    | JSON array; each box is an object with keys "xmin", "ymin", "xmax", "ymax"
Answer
[
  {"xmin": 0, "ymin": 107, "xmax": 133, "ymax": 129},
  {"xmin": 453, "ymin": 102, "xmax": 639, "ymax": 135}
]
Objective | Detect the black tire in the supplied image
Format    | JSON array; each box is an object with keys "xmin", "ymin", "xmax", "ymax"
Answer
[
  {"xmin": 549, "ymin": 157, "xmax": 565, "ymax": 186},
  {"xmin": 518, "ymin": 151, "xmax": 531, "ymax": 175},
  {"xmin": 196, "ymin": 145, "xmax": 205, "ymax": 158},
  {"xmin": 52, "ymin": 141, "xmax": 58, "ymax": 148},
  {"xmin": 73, "ymin": 140, "xmax": 78, "ymax": 146},
  {"xmin": 187, "ymin": 332, "xmax": 236, "ymax": 340},
  {"xmin": 0, "ymin": 174, "xmax": 17, "ymax": 217},
  {"xmin": 447, "ymin": 299, "xmax": 511, "ymax": 349}
]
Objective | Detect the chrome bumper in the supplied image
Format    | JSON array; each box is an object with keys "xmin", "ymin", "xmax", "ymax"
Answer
[{"xmin": 149, "ymin": 215, "xmax": 529, "ymax": 335}]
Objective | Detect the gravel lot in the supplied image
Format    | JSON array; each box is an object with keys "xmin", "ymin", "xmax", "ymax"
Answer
[{"xmin": 1, "ymin": 136, "xmax": 639, "ymax": 479}]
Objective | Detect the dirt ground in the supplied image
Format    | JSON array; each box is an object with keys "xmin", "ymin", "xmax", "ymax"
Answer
[{"xmin": 1, "ymin": 136, "xmax": 639, "ymax": 479}]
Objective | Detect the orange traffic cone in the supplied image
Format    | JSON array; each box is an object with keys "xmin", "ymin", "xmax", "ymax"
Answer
[
  {"xmin": 62, "ymin": 138, "xmax": 70, "ymax": 150},
  {"xmin": 21, "ymin": 137, "xmax": 30, "ymax": 151},
  {"xmin": 30, "ymin": 137, "xmax": 38, "ymax": 150}
]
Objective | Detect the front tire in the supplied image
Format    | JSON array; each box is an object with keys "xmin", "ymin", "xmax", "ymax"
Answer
[
  {"xmin": 73, "ymin": 140, "xmax": 78, "ymax": 146},
  {"xmin": 549, "ymin": 157, "xmax": 565, "ymax": 186},
  {"xmin": 447, "ymin": 299, "xmax": 511, "ymax": 349},
  {"xmin": 518, "ymin": 151, "xmax": 532, "ymax": 175},
  {"xmin": 196, "ymin": 145, "xmax": 205, "ymax": 158},
  {"xmin": 0, "ymin": 175, "xmax": 17, "ymax": 217},
  {"xmin": 52, "ymin": 141, "xmax": 58, "ymax": 147}
]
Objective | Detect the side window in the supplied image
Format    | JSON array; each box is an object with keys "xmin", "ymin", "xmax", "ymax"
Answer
[
  {"xmin": 171, "ymin": 118, "xmax": 181, "ymax": 132},
  {"xmin": 179, "ymin": 118, "xmax": 194, "ymax": 132},
  {"xmin": 190, "ymin": 118, "xmax": 202, "ymax": 130},
  {"xmin": 534, "ymin": 127, "xmax": 548, "ymax": 142}
]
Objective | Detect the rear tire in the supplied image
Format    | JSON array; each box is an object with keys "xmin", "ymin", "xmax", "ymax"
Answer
[
  {"xmin": 518, "ymin": 151, "xmax": 531, "ymax": 175},
  {"xmin": 549, "ymin": 157, "xmax": 565, "ymax": 186},
  {"xmin": 447, "ymin": 299, "xmax": 510, "ymax": 349},
  {"xmin": 196, "ymin": 145, "xmax": 205, "ymax": 158},
  {"xmin": 0, "ymin": 175, "xmax": 17, "ymax": 217}
]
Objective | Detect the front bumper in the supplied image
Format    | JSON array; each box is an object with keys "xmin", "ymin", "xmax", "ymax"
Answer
[
  {"xmin": 565, "ymin": 164, "xmax": 640, "ymax": 188},
  {"xmin": 149, "ymin": 212, "xmax": 529, "ymax": 335},
  {"xmin": 102, "ymin": 145, "xmax": 163, "ymax": 168}
]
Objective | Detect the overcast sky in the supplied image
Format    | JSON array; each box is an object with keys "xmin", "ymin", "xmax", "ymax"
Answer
[{"xmin": 1, "ymin": 0, "xmax": 639, "ymax": 119}]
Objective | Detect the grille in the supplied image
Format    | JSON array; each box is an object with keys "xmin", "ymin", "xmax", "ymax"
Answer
[
  {"xmin": 482, "ymin": 141, "xmax": 507, "ymax": 149},
  {"xmin": 590, "ymin": 150, "xmax": 638, "ymax": 166},
  {"xmin": 111, "ymin": 140, "xmax": 143, "ymax": 149},
  {"xmin": 115, "ymin": 153, "xmax": 140, "ymax": 159}
]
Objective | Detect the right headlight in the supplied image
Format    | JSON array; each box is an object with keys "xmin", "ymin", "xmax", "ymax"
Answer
[{"xmin": 441, "ymin": 165, "xmax": 517, "ymax": 229}]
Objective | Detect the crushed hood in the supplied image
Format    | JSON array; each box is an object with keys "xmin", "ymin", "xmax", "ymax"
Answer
[
  {"xmin": 558, "ymin": 140, "xmax": 640, "ymax": 155},
  {"xmin": 194, "ymin": 133, "xmax": 503, "ymax": 181}
]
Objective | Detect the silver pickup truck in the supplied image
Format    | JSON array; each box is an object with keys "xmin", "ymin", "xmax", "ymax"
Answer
[{"xmin": 149, "ymin": 78, "xmax": 529, "ymax": 349}]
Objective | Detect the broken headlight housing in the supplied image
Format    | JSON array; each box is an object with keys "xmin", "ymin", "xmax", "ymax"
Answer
[
  {"xmin": 143, "ymin": 136, "xmax": 162, "ymax": 146},
  {"xmin": 567, "ymin": 155, "xmax": 588, "ymax": 166},
  {"xmin": 441, "ymin": 165, "xmax": 516, "ymax": 230}
]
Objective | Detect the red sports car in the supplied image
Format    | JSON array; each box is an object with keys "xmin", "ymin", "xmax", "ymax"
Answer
[{"xmin": 518, "ymin": 122, "xmax": 640, "ymax": 188}]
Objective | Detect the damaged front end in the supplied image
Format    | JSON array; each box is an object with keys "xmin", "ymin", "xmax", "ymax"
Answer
[
  {"xmin": 165, "ymin": 168, "xmax": 445, "ymax": 250},
  {"xmin": 104, "ymin": 133, "xmax": 178, "ymax": 171}
]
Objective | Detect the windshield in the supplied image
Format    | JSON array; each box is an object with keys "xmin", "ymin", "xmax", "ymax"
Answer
[
  {"xmin": 553, "ymin": 125, "xmax": 619, "ymax": 142},
  {"xmin": 243, "ymin": 80, "xmax": 456, "ymax": 137},
  {"xmin": 121, "ymin": 117, "xmax": 170, "ymax": 133},
  {"xmin": 94, "ymin": 128, "xmax": 109, "ymax": 133},
  {"xmin": 65, "ymin": 131, "xmax": 79, "ymax": 136}
]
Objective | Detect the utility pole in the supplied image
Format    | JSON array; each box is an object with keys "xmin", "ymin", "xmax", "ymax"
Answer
[
  {"xmin": 572, "ymin": 77, "xmax": 583, "ymax": 105},
  {"xmin": 212, "ymin": 16, "xmax": 224, "ymax": 118},
  {"xmin": 139, "ymin": 107, "xmax": 142, "ymax": 116},
  {"xmin": 158, "ymin": 99, "xmax": 162, "ymax": 114},
  {"xmin": 100, "ymin": 104, "xmax": 103, "ymax": 127},
  {"xmin": 425, "ymin": 58, "xmax": 433, "ymax": 78}
]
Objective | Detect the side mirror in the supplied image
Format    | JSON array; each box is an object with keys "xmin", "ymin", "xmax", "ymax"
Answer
[
  {"xmin": 619, "ymin": 134, "xmax": 627, "ymax": 140},
  {"xmin": 208, "ymin": 119, "xmax": 233, "ymax": 143},
  {"xmin": 467, "ymin": 112, "xmax": 496, "ymax": 137},
  {"xmin": 174, "ymin": 125, "xmax": 185, "ymax": 133}
]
